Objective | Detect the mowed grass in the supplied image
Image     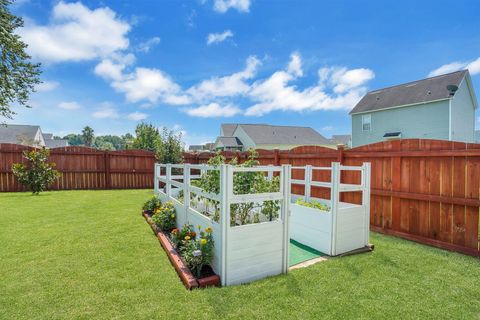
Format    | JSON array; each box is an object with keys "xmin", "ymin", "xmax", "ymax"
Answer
[{"xmin": 1, "ymin": 190, "xmax": 479, "ymax": 320}]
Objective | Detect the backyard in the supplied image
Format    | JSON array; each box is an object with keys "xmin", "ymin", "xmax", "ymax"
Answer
[{"xmin": 1, "ymin": 189, "xmax": 480, "ymax": 319}]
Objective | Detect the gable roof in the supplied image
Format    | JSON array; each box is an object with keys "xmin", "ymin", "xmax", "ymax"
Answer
[
  {"xmin": 45, "ymin": 139, "xmax": 69, "ymax": 148},
  {"xmin": 350, "ymin": 70, "xmax": 468, "ymax": 114},
  {"xmin": 42, "ymin": 133, "xmax": 53, "ymax": 140},
  {"xmin": 216, "ymin": 136, "xmax": 243, "ymax": 147},
  {"xmin": 236, "ymin": 124, "xmax": 330, "ymax": 145},
  {"xmin": 0, "ymin": 124, "xmax": 42, "ymax": 145},
  {"xmin": 221, "ymin": 124, "xmax": 238, "ymax": 136},
  {"xmin": 329, "ymin": 134, "xmax": 351, "ymax": 145}
]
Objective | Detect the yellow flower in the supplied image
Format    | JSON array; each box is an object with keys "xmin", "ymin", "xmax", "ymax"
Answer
[
  {"xmin": 200, "ymin": 238, "xmax": 207, "ymax": 245},
  {"xmin": 171, "ymin": 214, "xmax": 175, "ymax": 218},
  {"xmin": 205, "ymin": 227, "xmax": 213, "ymax": 234},
  {"xmin": 155, "ymin": 209, "xmax": 160, "ymax": 214},
  {"xmin": 184, "ymin": 236, "xmax": 191, "ymax": 241}
]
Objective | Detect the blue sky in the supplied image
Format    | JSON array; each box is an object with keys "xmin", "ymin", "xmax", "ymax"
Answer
[{"xmin": 8, "ymin": 0, "xmax": 480, "ymax": 145}]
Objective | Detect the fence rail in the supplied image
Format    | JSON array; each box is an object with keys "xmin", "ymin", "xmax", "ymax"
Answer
[
  {"xmin": 183, "ymin": 139, "xmax": 480, "ymax": 257},
  {"xmin": 0, "ymin": 143, "xmax": 155, "ymax": 191}
]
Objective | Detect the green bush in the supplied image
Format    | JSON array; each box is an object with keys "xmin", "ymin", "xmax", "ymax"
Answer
[
  {"xmin": 151, "ymin": 201, "xmax": 176, "ymax": 231},
  {"xmin": 142, "ymin": 196, "xmax": 162, "ymax": 213},
  {"xmin": 170, "ymin": 224, "xmax": 195, "ymax": 251},
  {"xmin": 295, "ymin": 198, "xmax": 330, "ymax": 211},
  {"xmin": 181, "ymin": 226, "xmax": 214, "ymax": 278},
  {"xmin": 11, "ymin": 148, "xmax": 61, "ymax": 195}
]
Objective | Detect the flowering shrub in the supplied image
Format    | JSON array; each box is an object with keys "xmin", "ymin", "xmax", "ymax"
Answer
[
  {"xmin": 142, "ymin": 196, "xmax": 162, "ymax": 214},
  {"xmin": 170, "ymin": 224, "xmax": 196, "ymax": 251},
  {"xmin": 152, "ymin": 201, "xmax": 176, "ymax": 231},
  {"xmin": 181, "ymin": 226, "xmax": 214, "ymax": 277},
  {"xmin": 295, "ymin": 198, "xmax": 330, "ymax": 212}
]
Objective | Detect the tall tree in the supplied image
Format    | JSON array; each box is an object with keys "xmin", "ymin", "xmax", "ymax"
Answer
[
  {"xmin": 81, "ymin": 126, "xmax": 95, "ymax": 147},
  {"xmin": 0, "ymin": 0, "xmax": 41, "ymax": 119},
  {"xmin": 159, "ymin": 127, "xmax": 184, "ymax": 164},
  {"xmin": 132, "ymin": 123, "xmax": 162, "ymax": 153}
]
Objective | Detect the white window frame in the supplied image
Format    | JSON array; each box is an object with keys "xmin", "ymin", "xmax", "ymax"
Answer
[{"xmin": 362, "ymin": 114, "xmax": 372, "ymax": 132}]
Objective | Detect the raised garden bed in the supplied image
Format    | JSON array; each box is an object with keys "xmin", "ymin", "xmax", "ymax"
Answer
[{"xmin": 142, "ymin": 210, "xmax": 220, "ymax": 289}]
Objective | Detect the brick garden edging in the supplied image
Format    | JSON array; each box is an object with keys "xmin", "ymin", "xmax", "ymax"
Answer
[{"xmin": 142, "ymin": 212, "xmax": 220, "ymax": 289}]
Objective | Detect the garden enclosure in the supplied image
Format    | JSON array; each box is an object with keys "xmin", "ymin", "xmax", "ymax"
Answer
[{"xmin": 154, "ymin": 162, "xmax": 371, "ymax": 286}]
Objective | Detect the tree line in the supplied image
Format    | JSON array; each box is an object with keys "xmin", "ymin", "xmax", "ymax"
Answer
[{"xmin": 63, "ymin": 123, "xmax": 184, "ymax": 163}]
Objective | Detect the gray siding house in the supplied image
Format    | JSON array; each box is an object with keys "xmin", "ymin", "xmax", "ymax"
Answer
[{"xmin": 350, "ymin": 70, "xmax": 478, "ymax": 147}]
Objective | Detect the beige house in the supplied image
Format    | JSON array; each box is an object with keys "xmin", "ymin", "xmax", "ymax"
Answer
[{"xmin": 214, "ymin": 123, "xmax": 333, "ymax": 151}]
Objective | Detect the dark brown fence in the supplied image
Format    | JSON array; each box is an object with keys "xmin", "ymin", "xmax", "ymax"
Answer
[
  {"xmin": 0, "ymin": 143, "xmax": 155, "ymax": 191},
  {"xmin": 184, "ymin": 139, "xmax": 480, "ymax": 257}
]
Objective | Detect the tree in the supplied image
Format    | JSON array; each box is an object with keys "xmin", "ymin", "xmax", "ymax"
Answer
[
  {"xmin": 81, "ymin": 126, "xmax": 94, "ymax": 147},
  {"xmin": 12, "ymin": 148, "xmax": 61, "ymax": 194},
  {"xmin": 159, "ymin": 127, "xmax": 184, "ymax": 164},
  {"xmin": 63, "ymin": 133, "xmax": 83, "ymax": 146},
  {"xmin": 0, "ymin": 0, "xmax": 41, "ymax": 119},
  {"xmin": 132, "ymin": 123, "xmax": 162, "ymax": 153}
]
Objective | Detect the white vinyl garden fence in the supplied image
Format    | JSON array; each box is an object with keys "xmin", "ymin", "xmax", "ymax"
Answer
[
  {"xmin": 290, "ymin": 162, "xmax": 371, "ymax": 256},
  {"xmin": 154, "ymin": 163, "xmax": 291, "ymax": 286},
  {"xmin": 154, "ymin": 162, "xmax": 371, "ymax": 286}
]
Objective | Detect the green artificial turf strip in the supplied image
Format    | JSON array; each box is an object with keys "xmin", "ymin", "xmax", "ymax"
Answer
[
  {"xmin": 289, "ymin": 239, "xmax": 324, "ymax": 266},
  {"xmin": 1, "ymin": 190, "xmax": 480, "ymax": 320}
]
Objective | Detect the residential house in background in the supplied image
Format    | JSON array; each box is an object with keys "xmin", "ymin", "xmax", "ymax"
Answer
[
  {"xmin": 188, "ymin": 142, "xmax": 214, "ymax": 152},
  {"xmin": 0, "ymin": 124, "xmax": 45, "ymax": 147},
  {"xmin": 0, "ymin": 124, "xmax": 68, "ymax": 148},
  {"xmin": 328, "ymin": 134, "xmax": 352, "ymax": 148},
  {"xmin": 350, "ymin": 70, "xmax": 478, "ymax": 147},
  {"xmin": 214, "ymin": 123, "xmax": 332, "ymax": 151}
]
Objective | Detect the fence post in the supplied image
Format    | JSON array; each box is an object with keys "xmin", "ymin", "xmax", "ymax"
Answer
[
  {"xmin": 330, "ymin": 162, "xmax": 340, "ymax": 256},
  {"xmin": 337, "ymin": 145, "xmax": 344, "ymax": 164},
  {"xmin": 281, "ymin": 164, "xmax": 291, "ymax": 274},
  {"xmin": 219, "ymin": 164, "xmax": 231, "ymax": 286},
  {"xmin": 362, "ymin": 162, "xmax": 371, "ymax": 246},
  {"xmin": 267, "ymin": 165, "xmax": 273, "ymax": 181},
  {"xmin": 274, "ymin": 149, "xmax": 280, "ymax": 166},
  {"xmin": 166, "ymin": 164, "xmax": 172, "ymax": 199},
  {"xmin": 154, "ymin": 164, "xmax": 159, "ymax": 194},
  {"xmin": 304, "ymin": 165, "xmax": 312, "ymax": 202},
  {"xmin": 104, "ymin": 151, "xmax": 111, "ymax": 189},
  {"xmin": 183, "ymin": 164, "xmax": 190, "ymax": 226}
]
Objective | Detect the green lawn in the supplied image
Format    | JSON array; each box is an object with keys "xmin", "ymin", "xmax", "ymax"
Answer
[{"xmin": 1, "ymin": 190, "xmax": 479, "ymax": 320}]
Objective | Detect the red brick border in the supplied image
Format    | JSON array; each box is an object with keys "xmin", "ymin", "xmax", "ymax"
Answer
[{"xmin": 142, "ymin": 213, "xmax": 220, "ymax": 289}]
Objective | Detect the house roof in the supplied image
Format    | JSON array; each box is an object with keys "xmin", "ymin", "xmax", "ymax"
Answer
[
  {"xmin": 0, "ymin": 124, "xmax": 42, "ymax": 145},
  {"xmin": 350, "ymin": 70, "xmax": 469, "ymax": 114},
  {"xmin": 216, "ymin": 136, "xmax": 243, "ymax": 147},
  {"xmin": 42, "ymin": 133, "xmax": 53, "ymax": 140},
  {"xmin": 188, "ymin": 145, "xmax": 204, "ymax": 151},
  {"xmin": 329, "ymin": 134, "xmax": 351, "ymax": 145},
  {"xmin": 237, "ymin": 124, "xmax": 330, "ymax": 145},
  {"xmin": 45, "ymin": 139, "xmax": 69, "ymax": 148},
  {"xmin": 221, "ymin": 124, "xmax": 238, "ymax": 136}
]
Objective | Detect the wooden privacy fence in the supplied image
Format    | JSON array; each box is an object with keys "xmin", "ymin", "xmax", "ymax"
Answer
[
  {"xmin": 0, "ymin": 143, "xmax": 155, "ymax": 191},
  {"xmin": 184, "ymin": 139, "xmax": 480, "ymax": 257}
]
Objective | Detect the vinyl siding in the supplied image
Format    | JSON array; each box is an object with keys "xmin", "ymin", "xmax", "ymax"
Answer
[
  {"xmin": 352, "ymin": 100, "xmax": 450, "ymax": 147},
  {"xmin": 451, "ymin": 78, "xmax": 476, "ymax": 142},
  {"xmin": 231, "ymin": 126, "xmax": 256, "ymax": 149}
]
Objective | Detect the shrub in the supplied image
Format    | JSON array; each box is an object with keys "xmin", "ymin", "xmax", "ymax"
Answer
[
  {"xmin": 142, "ymin": 196, "xmax": 162, "ymax": 213},
  {"xmin": 11, "ymin": 148, "xmax": 61, "ymax": 195},
  {"xmin": 181, "ymin": 226, "xmax": 214, "ymax": 278},
  {"xmin": 152, "ymin": 201, "xmax": 176, "ymax": 231},
  {"xmin": 295, "ymin": 198, "xmax": 330, "ymax": 211}
]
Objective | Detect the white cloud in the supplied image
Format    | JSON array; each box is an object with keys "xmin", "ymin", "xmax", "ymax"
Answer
[
  {"xmin": 183, "ymin": 103, "xmax": 241, "ymax": 118},
  {"xmin": 187, "ymin": 55, "xmax": 260, "ymax": 100},
  {"xmin": 245, "ymin": 54, "xmax": 374, "ymax": 116},
  {"xmin": 322, "ymin": 126, "xmax": 334, "ymax": 131},
  {"xmin": 19, "ymin": 1, "xmax": 130, "ymax": 63},
  {"xmin": 58, "ymin": 101, "xmax": 81, "ymax": 110},
  {"xmin": 36, "ymin": 80, "xmax": 59, "ymax": 92},
  {"xmin": 111, "ymin": 67, "xmax": 188, "ymax": 104},
  {"xmin": 92, "ymin": 103, "xmax": 119, "ymax": 119},
  {"xmin": 207, "ymin": 30, "xmax": 233, "ymax": 45},
  {"xmin": 137, "ymin": 37, "xmax": 160, "ymax": 53},
  {"xmin": 213, "ymin": 0, "xmax": 251, "ymax": 13},
  {"xmin": 127, "ymin": 111, "xmax": 148, "ymax": 121},
  {"xmin": 94, "ymin": 59, "xmax": 125, "ymax": 81},
  {"xmin": 287, "ymin": 52, "xmax": 303, "ymax": 77},
  {"xmin": 428, "ymin": 57, "xmax": 480, "ymax": 77}
]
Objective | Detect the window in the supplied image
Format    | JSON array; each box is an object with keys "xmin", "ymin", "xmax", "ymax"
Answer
[{"xmin": 362, "ymin": 114, "xmax": 371, "ymax": 131}]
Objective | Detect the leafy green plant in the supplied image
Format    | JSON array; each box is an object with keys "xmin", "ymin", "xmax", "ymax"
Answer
[
  {"xmin": 142, "ymin": 196, "xmax": 162, "ymax": 213},
  {"xmin": 152, "ymin": 202, "xmax": 176, "ymax": 231},
  {"xmin": 11, "ymin": 148, "xmax": 61, "ymax": 194},
  {"xmin": 295, "ymin": 198, "xmax": 330, "ymax": 211},
  {"xmin": 181, "ymin": 226, "xmax": 214, "ymax": 278}
]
